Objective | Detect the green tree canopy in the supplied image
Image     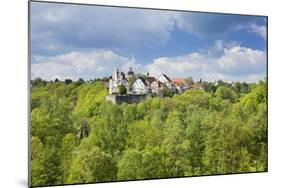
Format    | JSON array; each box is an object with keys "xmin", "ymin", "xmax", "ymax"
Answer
[
  {"xmin": 30, "ymin": 79, "xmax": 267, "ymax": 186},
  {"xmin": 68, "ymin": 146, "xmax": 117, "ymax": 183},
  {"xmin": 118, "ymin": 84, "xmax": 127, "ymax": 95},
  {"xmin": 215, "ymin": 86, "xmax": 238, "ymax": 102},
  {"xmin": 117, "ymin": 149, "xmax": 143, "ymax": 180}
]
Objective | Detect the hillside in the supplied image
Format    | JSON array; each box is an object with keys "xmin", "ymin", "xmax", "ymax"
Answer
[{"xmin": 30, "ymin": 79, "xmax": 267, "ymax": 186}]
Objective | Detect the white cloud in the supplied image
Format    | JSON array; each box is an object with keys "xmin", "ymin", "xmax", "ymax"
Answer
[
  {"xmin": 31, "ymin": 3, "xmax": 178, "ymax": 54},
  {"xmin": 146, "ymin": 41, "xmax": 266, "ymax": 82},
  {"xmin": 31, "ymin": 2, "xmax": 267, "ymax": 62},
  {"xmin": 250, "ymin": 24, "xmax": 267, "ymax": 39},
  {"xmin": 31, "ymin": 50, "xmax": 144, "ymax": 80},
  {"xmin": 32, "ymin": 41, "xmax": 266, "ymax": 83}
]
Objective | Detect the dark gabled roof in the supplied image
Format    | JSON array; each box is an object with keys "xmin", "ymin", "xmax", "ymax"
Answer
[
  {"xmin": 145, "ymin": 77, "xmax": 156, "ymax": 84},
  {"xmin": 138, "ymin": 77, "xmax": 148, "ymax": 86},
  {"xmin": 162, "ymin": 73, "xmax": 172, "ymax": 82}
]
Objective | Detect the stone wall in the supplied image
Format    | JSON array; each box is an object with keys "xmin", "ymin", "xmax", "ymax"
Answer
[{"xmin": 106, "ymin": 94, "xmax": 146, "ymax": 104}]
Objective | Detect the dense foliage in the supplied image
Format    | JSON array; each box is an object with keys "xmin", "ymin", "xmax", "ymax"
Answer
[{"xmin": 30, "ymin": 79, "xmax": 267, "ymax": 186}]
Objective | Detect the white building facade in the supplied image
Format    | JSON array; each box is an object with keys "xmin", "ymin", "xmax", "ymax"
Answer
[
  {"xmin": 158, "ymin": 74, "xmax": 173, "ymax": 89},
  {"xmin": 132, "ymin": 78, "xmax": 148, "ymax": 94},
  {"xmin": 109, "ymin": 68, "xmax": 129, "ymax": 94},
  {"xmin": 108, "ymin": 68, "xmax": 179, "ymax": 96}
]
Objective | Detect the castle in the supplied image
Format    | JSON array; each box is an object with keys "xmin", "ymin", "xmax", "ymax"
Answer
[
  {"xmin": 109, "ymin": 68, "xmax": 130, "ymax": 94},
  {"xmin": 108, "ymin": 67, "xmax": 189, "ymax": 96}
]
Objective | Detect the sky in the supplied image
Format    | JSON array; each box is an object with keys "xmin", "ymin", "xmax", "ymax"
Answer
[{"xmin": 30, "ymin": 1, "xmax": 267, "ymax": 82}]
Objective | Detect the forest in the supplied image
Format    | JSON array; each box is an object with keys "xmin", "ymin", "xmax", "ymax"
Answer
[{"xmin": 30, "ymin": 78, "xmax": 267, "ymax": 186}]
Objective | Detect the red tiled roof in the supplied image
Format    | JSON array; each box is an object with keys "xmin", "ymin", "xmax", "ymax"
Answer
[{"xmin": 172, "ymin": 79, "xmax": 186, "ymax": 86}]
